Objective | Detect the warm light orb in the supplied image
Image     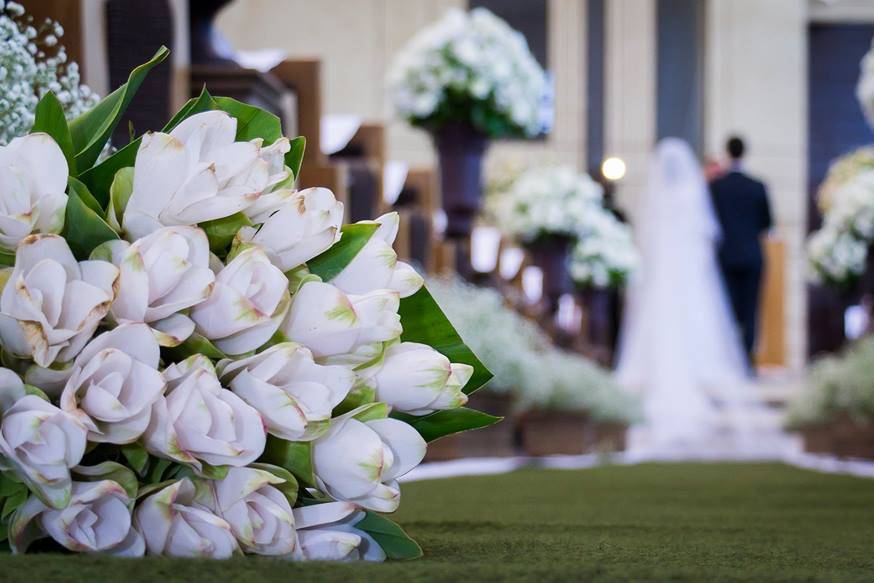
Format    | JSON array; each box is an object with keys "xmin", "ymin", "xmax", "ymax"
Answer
[{"xmin": 601, "ymin": 156, "xmax": 627, "ymax": 182}]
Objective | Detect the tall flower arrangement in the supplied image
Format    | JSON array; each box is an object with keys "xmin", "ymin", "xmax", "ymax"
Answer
[
  {"xmin": 0, "ymin": 48, "xmax": 496, "ymax": 561},
  {"xmin": 570, "ymin": 208, "xmax": 637, "ymax": 290}
]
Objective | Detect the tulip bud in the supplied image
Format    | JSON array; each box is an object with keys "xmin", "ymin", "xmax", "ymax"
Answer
[{"xmin": 293, "ymin": 501, "xmax": 386, "ymax": 561}]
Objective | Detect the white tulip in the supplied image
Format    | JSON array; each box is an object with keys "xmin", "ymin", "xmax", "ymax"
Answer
[
  {"xmin": 294, "ymin": 501, "xmax": 385, "ymax": 561},
  {"xmin": 103, "ymin": 226, "xmax": 215, "ymax": 347},
  {"xmin": 191, "ymin": 246, "xmax": 289, "ymax": 355},
  {"xmin": 0, "ymin": 394, "xmax": 87, "ymax": 509},
  {"xmin": 135, "ymin": 478, "xmax": 239, "ymax": 558},
  {"xmin": 60, "ymin": 324, "xmax": 165, "ymax": 444},
  {"xmin": 280, "ymin": 281, "xmax": 402, "ymax": 367},
  {"xmin": 236, "ymin": 187, "xmax": 343, "ymax": 271},
  {"xmin": 143, "ymin": 355, "xmax": 266, "ymax": 471},
  {"xmin": 197, "ymin": 467, "xmax": 298, "ymax": 556},
  {"xmin": 123, "ymin": 111, "xmax": 274, "ymax": 240},
  {"xmin": 312, "ymin": 415, "xmax": 426, "ymax": 512},
  {"xmin": 357, "ymin": 342, "xmax": 471, "ymax": 415},
  {"xmin": 0, "ymin": 133, "xmax": 68, "ymax": 249},
  {"xmin": 10, "ymin": 480, "xmax": 144, "ymax": 555},
  {"xmin": 0, "ymin": 235, "xmax": 118, "ymax": 367},
  {"xmin": 331, "ymin": 213, "xmax": 423, "ymax": 298},
  {"xmin": 217, "ymin": 342, "xmax": 355, "ymax": 441}
]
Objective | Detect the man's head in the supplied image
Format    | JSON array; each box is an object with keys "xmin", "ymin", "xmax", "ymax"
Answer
[{"xmin": 726, "ymin": 136, "xmax": 745, "ymax": 161}]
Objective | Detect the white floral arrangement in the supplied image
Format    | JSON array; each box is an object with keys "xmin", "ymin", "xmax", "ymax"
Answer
[
  {"xmin": 0, "ymin": 49, "xmax": 497, "ymax": 561},
  {"xmin": 487, "ymin": 165, "xmax": 604, "ymax": 243},
  {"xmin": 816, "ymin": 147, "xmax": 874, "ymax": 214},
  {"xmin": 0, "ymin": 1, "xmax": 98, "ymax": 145},
  {"xmin": 388, "ymin": 7, "xmax": 548, "ymax": 138},
  {"xmin": 857, "ymin": 39, "xmax": 874, "ymax": 129},
  {"xmin": 569, "ymin": 209, "xmax": 637, "ymax": 289}
]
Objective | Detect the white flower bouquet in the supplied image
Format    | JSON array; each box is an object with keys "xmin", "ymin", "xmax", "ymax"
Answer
[
  {"xmin": 0, "ymin": 48, "xmax": 497, "ymax": 561},
  {"xmin": 570, "ymin": 209, "xmax": 637, "ymax": 289},
  {"xmin": 388, "ymin": 7, "xmax": 548, "ymax": 138}
]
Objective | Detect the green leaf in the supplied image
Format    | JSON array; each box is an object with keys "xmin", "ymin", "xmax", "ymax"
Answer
[
  {"xmin": 200, "ymin": 212, "xmax": 253, "ymax": 256},
  {"xmin": 147, "ymin": 459, "xmax": 174, "ymax": 484},
  {"xmin": 260, "ymin": 438, "xmax": 314, "ymax": 486},
  {"xmin": 349, "ymin": 402, "xmax": 390, "ymax": 423},
  {"xmin": 22, "ymin": 384, "xmax": 49, "ymax": 402},
  {"xmin": 69, "ymin": 46, "xmax": 170, "ymax": 171},
  {"xmin": 398, "ymin": 286, "xmax": 493, "ymax": 394},
  {"xmin": 120, "ymin": 443, "xmax": 150, "ymax": 477},
  {"xmin": 249, "ymin": 463, "xmax": 298, "ymax": 507},
  {"xmin": 287, "ymin": 136, "xmax": 306, "ymax": 181},
  {"xmin": 0, "ymin": 473, "xmax": 26, "ymax": 497},
  {"xmin": 64, "ymin": 177, "xmax": 120, "ymax": 260},
  {"xmin": 106, "ymin": 167, "xmax": 134, "ymax": 231},
  {"xmin": 0, "ymin": 250, "xmax": 13, "ymax": 267},
  {"xmin": 214, "ymin": 96, "xmax": 282, "ymax": 143},
  {"xmin": 162, "ymin": 87, "xmax": 217, "ymax": 132},
  {"xmin": 165, "ymin": 332, "xmax": 226, "ymax": 361},
  {"xmin": 73, "ymin": 462, "xmax": 139, "ymax": 499},
  {"xmin": 1, "ymin": 489, "xmax": 27, "ymax": 520},
  {"xmin": 197, "ymin": 463, "xmax": 229, "ymax": 481},
  {"xmin": 392, "ymin": 408, "xmax": 502, "ymax": 443},
  {"xmin": 333, "ymin": 382, "xmax": 376, "ymax": 416},
  {"xmin": 354, "ymin": 512, "xmax": 423, "ymax": 560},
  {"xmin": 31, "ymin": 92, "xmax": 76, "ymax": 174},
  {"xmin": 307, "ymin": 223, "xmax": 379, "ymax": 281}
]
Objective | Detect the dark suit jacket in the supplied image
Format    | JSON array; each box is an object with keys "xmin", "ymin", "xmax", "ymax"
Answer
[{"xmin": 709, "ymin": 171, "xmax": 773, "ymax": 269}]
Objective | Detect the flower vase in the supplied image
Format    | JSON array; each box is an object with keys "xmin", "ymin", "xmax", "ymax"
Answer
[
  {"xmin": 189, "ymin": 0, "xmax": 236, "ymax": 65},
  {"xmin": 528, "ymin": 235, "xmax": 574, "ymax": 309},
  {"xmin": 432, "ymin": 122, "xmax": 489, "ymax": 241},
  {"xmin": 578, "ymin": 285, "xmax": 614, "ymax": 365}
]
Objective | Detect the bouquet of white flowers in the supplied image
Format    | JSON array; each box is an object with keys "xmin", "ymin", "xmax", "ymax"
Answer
[
  {"xmin": 0, "ymin": 1, "xmax": 98, "ymax": 145},
  {"xmin": 0, "ymin": 48, "xmax": 496, "ymax": 562},
  {"xmin": 388, "ymin": 7, "xmax": 548, "ymax": 138},
  {"xmin": 570, "ymin": 209, "xmax": 637, "ymax": 289},
  {"xmin": 816, "ymin": 147, "xmax": 874, "ymax": 213}
]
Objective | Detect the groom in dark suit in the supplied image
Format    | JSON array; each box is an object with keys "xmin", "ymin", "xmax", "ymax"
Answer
[{"xmin": 710, "ymin": 137, "xmax": 773, "ymax": 366}]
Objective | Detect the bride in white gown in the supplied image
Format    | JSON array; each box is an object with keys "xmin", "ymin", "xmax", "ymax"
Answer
[{"xmin": 617, "ymin": 138, "xmax": 796, "ymax": 459}]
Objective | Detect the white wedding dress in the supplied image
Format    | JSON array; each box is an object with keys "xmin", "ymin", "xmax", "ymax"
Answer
[{"xmin": 616, "ymin": 139, "xmax": 796, "ymax": 460}]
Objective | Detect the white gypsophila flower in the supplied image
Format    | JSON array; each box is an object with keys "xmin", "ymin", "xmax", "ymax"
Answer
[
  {"xmin": 857, "ymin": 38, "xmax": 874, "ymax": 129},
  {"xmin": 0, "ymin": 234, "xmax": 118, "ymax": 368},
  {"xmin": 10, "ymin": 480, "xmax": 144, "ymax": 555},
  {"xmin": 0, "ymin": 132, "xmax": 68, "ymax": 249},
  {"xmin": 236, "ymin": 187, "xmax": 343, "ymax": 272},
  {"xmin": 280, "ymin": 281, "xmax": 402, "ymax": 367},
  {"xmin": 293, "ymin": 501, "xmax": 385, "ymax": 562},
  {"xmin": 570, "ymin": 209, "xmax": 637, "ymax": 289},
  {"xmin": 190, "ymin": 246, "xmax": 289, "ymax": 355},
  {"xmin": 387, "ymin": 7, "xmax": 548, "ymax": 137},
  {"xmin": 488, "ymin": 165, "xmax": 603, "ymax": 242},
  {"xmin": 807, "ymin": 224, "xmax": 868, "ymax": 287},
  {"xmin": 823, "ymin": 169, "xmax": 874, "ymax": 241},
  {"xmin": 100, "ymin": 225, "xmax": 215, "ymax": 347},
  {"xmin": 331, "ymin": 213, "xmax": 423, "ymax": 298},
  {"xmin": 135, "ymin": 478, "xmax": 239, "ymax": 558},
  {"xmin": 195, "ymin": 467, "xmax": 298, "ymax": 556},
  {"xmin": 216, "ymin": 342, "xmax": 354, "ymax": 442},
  {"xmin": 311, "ymin": 413, "xmax": 426, "ymax": 512},
  {"xmin": 143, "ymin": 355, "xmax": 266, "ymax": 472},
  {"xmin": 816, "ymin": 147, "xmax": 874, "ymax": 214},
  {"xmin": 59, "ymin": 323, "xmax": 165, "ymax": 444},
  {"xmin": 355, "ymin": 341, "xmax": 471, "ymax": 415},
  {"xmin": 122, "ymin": 111, "xmax": 288, "ymax": 240}
]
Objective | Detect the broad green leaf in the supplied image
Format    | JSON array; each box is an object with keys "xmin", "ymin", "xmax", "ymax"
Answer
[
  {"xmin": 162, "ymin": 87, "xmax": 217, "ymax": 132},
  {"xmin": 200, "ymin": 212, "xmax": 252, "ymax": 256},
  {"xmin": 106, "ymin": 166, "xmax": 134, "ymax": 231},
  {"xmin": 0, "ymin": 473, "xmax": 26, "ymax": 497},
  {"xmin": 249, "ymin": 463, "xmax": 298, "ymax": 507},
  {"xmin": 214, "ymin": 96, "xmax": 282, "ymax": 143},
  {"xmin": 198, "ymin": 463, "xmax": 229, "ymax": 481},
  {"xmin": 260, "ymin": 437, "xmax": 314, "ymax": 486},
  {"xmin": 354, "ymin": 511, "xmax": 423, "ymax": 560},
  {"xmin": 31, "ymin": 92, "xmax": 76, "ymax": 174},
  {"xmin": 73, "ymin": 462, "xmax": 139, "ymax": 499},
  {"xmin": 398, "ymin": 286, "xmax": 492, "ymax": 394},
  {"xmin": 120, "ymin": 443, "xmax": 150, "ymax": 477},
  {"xmin": 147, "ymin": 459, "xmax": 174, "ymax": 484},
  {"xmin": 1, "ymin": 489, "xmax": 27, "ymax": 520},
  {"xmin": 64, "ymin": 177, "xmax": 120, "ymax": 260},
  {"xmin": 349, "ymin": 402, "xmax": 390, "ymax": 423},
  {"xmin": 307, "ymin": 223, "xmax": 379, "ymax": 281},
  {"xmin": 78, "ymin": 139, "xmax": 140, "ymax": 208},
  {"xmin": 392, "ymin": 408, "xmax": 501, "ymax": 443},
  {"xmin": 69, "ymin": 46, "xmax": 170, "ymax": 171},
  {"xmin": 287, "ymin": 136, "xmax": 306, "ymax": 181},
  {"xmin": 0, "ymin": 250, "xmax": 13, "ymax": 267},
  {"xmin": 165, "ymin": 332, "xmax": 226, "ymax": 361}
]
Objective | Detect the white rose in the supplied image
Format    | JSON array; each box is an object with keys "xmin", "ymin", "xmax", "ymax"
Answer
[
  {"xmin": 0, "ymin": 394, "xmax": 87, "ymax": 509},
  {"xmin": 197, "ymin": 467, "xmax": 297, "ymax": 556},
  {"xmin": 280, "ymin": 281, "xmax": 402, "ymax": 367},
  {"xmin": 143, "ymin": 355, "xmax": 266, "ymax": 471},
  {"xmin": 294, "ymin": 501, "xmax": 385, "ymax": 561},
  {"xmin": 123, "ymin": 111, "xmax": 276, "ymax": 239},
  {"xmin": 331, "ymin": 213, "xmax": 423, "ymax": 298},
  {"xmin": 356, "ymin": 342, "xmax": 471, "ymax": 415},
  {"xmin": 0, "ymin": 133, "xmax": 68, "ymax": 249},
  {"xmin": 191, "ymin": 246, "xmax": 289, "ymax": 355},
  {"xmin": 0, "ymin": 234, "xmax": 118, "ymax": 367},
  {"xmin": 103, "ymin": 226, "xmax": 215, "ymax": 347},
  {"xmin": 217, "ymin": 342, "xmax": 355, "ymax": 441},
  {"xmin": 236, "ymin": 187, "xmax": 343, "ymax": 271},
  {"xmin": 312, "ymin": 415, "xmax": 426, "ymax": 512},
  {"xmin": 10, "ymin": 480, "xmax": 144, "ymax": 555},
  {"xmin": 135, "ymin": 478, "xmax": 239, "ymax": 558},
  {"xmin": 60, "ymin": 323, "xmax": 165, "ymax": 444}
]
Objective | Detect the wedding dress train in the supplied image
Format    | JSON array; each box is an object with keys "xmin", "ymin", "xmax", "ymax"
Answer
[{"xmin": 616, "ymin": 139, "xmax": 797, "ymax": 460}]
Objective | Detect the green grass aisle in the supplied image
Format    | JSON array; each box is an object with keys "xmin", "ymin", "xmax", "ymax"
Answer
[{"xmin": 3, "ymin": 463, "xmax": 874, "ymax": 582}]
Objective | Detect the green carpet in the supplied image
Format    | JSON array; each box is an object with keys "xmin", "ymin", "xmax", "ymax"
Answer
[{"xmin": 3, "ymin": 463, "xmax": 874, "ymax": 582}]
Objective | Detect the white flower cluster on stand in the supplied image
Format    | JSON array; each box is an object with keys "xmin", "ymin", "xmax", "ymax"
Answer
[
  {"xmin": 388, "ymin": 7, "xmax": 548, "ymax": 137},
  {"xmin": 0, "ymin": 105, "xmax": 486, "ymax": 561},
  {"xmin": 570, "ymin": 209, "xmax": 638, "ymax": 289}
]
